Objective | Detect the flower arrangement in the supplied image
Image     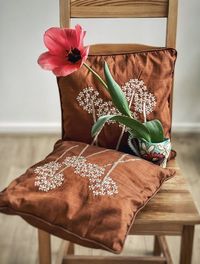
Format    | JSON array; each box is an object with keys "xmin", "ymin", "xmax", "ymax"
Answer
[{"xmin": 38, "ymin": 24, "xmax": 171, "ymax": 167}]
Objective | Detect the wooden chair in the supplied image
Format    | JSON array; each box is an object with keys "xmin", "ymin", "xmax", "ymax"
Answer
[{"xmin": 38, "ymin": 1, "xmax": 200, "ymax": 263}]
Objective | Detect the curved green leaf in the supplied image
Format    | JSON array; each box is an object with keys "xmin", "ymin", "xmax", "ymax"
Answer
[
  {"xmin": 92, "ymin": 115, "xmax": 151, "ymax": 142},
  {"xmin": 91, "ymin": 115, "xmax": 113, "ymax": 137},
  {"xmin": 112, "ymin": 116, "xmax": 151, "ymax": 142},
  {"xmin": 104, "ymin": 62, "xmax": 131, "ymax": 117},
  {"xmin": 143, "ymin": 119, "xmax": 164, "ymax": 143}
]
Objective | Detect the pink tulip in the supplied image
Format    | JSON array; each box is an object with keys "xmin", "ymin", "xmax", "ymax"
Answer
[{"xmin": 38, "ymin": 25, "xmax": 89, "ymax": 76}]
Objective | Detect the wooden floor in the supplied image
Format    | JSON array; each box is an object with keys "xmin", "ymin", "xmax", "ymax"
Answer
[{"xmin": 0, "ymin": 133, "xmax": 199, "ymax": 264}]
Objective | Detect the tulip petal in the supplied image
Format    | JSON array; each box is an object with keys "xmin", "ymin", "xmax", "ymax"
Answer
[
  {"xmin": 38, "ymin": 25, "xmax": 89, "ymax": 76},
  {"xmin": 75, "ymin": 24, "xmax": 86, "ymax": 48},
  {"xmin": 53, "ymin": 61, "xmax": 82, "ymax": 76},
  {"xmin": 63, "ymin": 28, "xmax": 78, "ymax": 49},
  {"xmin": 80, "ymin": 46, "xmax": 90, "ymax": 62},
  {"xmin": 38, "ymin": 52, "xmax": 67, "ymax": 70},
  {"xmin": 44, "ymin": 27, "xmax": 70, "ymax": 55}
]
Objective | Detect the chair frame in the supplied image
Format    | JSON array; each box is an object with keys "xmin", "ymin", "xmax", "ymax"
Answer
[{"xmin": 38, "ymin": 1, "xmax": 200, "ymax": 264}]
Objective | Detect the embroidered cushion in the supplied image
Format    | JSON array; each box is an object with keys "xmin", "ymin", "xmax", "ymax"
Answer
[
  {"xmin": 0, "ymin": 140, "xmax": 175, "ymax": 253},
  {"xmin": 57, "ymin": 44, "xmax": 177, "ymax": 152}
]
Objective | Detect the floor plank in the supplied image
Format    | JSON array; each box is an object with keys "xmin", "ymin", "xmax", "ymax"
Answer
[{"xmin": 0, "ymin": 133, "xmax": 199, "ymax": 264}]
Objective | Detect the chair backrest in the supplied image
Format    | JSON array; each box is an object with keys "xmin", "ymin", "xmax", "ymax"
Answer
[
  {"xmin": 59, "ymin": 0, "xmax": 178, "ymax": 122},
  {"xmin": 59, "ymin": 0, "xmax": 178, "ymax": 48}
]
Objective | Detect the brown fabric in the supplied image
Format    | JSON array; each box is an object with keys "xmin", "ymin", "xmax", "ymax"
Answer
[
  {"xmin": 0, "ymin": 140, "xmax": 175, "ymax": 253},
  {"xmin": 57, "ymin": 46, "xmax": 177, "ymax": 152}
]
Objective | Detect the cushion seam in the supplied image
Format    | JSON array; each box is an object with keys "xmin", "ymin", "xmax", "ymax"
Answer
[{"xmin": 0, "ymin": 169, "xmax": 176, "ymax": 254}]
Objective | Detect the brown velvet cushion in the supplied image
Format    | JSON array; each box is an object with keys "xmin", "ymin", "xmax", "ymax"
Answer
[
  {"xmin": 0, "ymin": 140, "xmax": 175, "ymax": 253},
  {"xmin": 57, "ymin": 44, "xmax": 177, "ymax": 152}
]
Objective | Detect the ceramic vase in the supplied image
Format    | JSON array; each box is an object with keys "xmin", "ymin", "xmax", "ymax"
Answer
[{"xmin": 128, "ymin": 135, "xmax": 171, "ymax": 168}]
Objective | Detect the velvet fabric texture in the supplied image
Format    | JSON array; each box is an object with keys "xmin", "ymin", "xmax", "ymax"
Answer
[
  {"xmin": 0, "ymin": 140, "xmax": 175, "ymax": 253},
  {"xmin": 57, "ymin": 45, "xmax": 177, "ymax": 152}
]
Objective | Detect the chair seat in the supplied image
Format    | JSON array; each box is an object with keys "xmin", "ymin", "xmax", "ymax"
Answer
[{"xmin": 131, "ymin": 159, "xmax": 200, "ymax": 235}]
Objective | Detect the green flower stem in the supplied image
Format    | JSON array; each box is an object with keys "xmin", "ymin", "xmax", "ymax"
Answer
[{"xmin": 83, "ymin": 62, "xmax": 108, "ymax": 90}]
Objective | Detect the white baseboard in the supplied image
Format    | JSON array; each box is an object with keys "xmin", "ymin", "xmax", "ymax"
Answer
[
  {"xmin": 172, "ymin": 122, "xmax": 200, "ymax": 133},
  {"xmin": 0, "ymin": 122, "xmax": 61, "ymax": 133},
  {"xmin": 0, "ymin": 122, "xmax": 199, "ymax": 134}
]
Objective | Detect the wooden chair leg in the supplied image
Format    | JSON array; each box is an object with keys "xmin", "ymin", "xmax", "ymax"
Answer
[
  {"xmin": 153, "ymin": 236, "xmax": 173, "ymax": 264},
  {"xmin": 180, "ymin": 225, "xmax": 194, "ymax": 264},
  {"xmin": 56, "ymin": 241, "xmax": 75, "ymax": 264},
  {"xmin": 38, "ymin": 229, "xmax": 52, "ymax": 264},
  {"xmin": 153, "ymin": 235, "xmax": 162, "ymax": 256},
  {"xmin": 67, "ymin": 243, "xmax": 74, "ymax": 255}
]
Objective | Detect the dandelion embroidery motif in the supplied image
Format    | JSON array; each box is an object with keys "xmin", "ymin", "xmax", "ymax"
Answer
[
  {"xmin": 77, "ymin": 79, "xmax": 157, "ymax": 123},
  {"xmin": 124, "ymin": 79, "xmax": 156, "ymax": 115},
  {"xmin": 89, "ymin": 176, "xmax": 118, "ymax": 196},
  {"xmin": 34, "ymin": 161, "xmax": 63, "ymax": 192},
  {"xmin": 63, "ymin": 156, "xmax": 105, "ymax": 178},
  {"xmin": 76, "ymin": 87, "xmax": 120, "ymax": 125},
  {"xmin": 62, "ymin": 155, "xmax": 118, "ymax": 196},
  {"xmin": 34, "ymin": 145, "xmax": 79, "ymax": 192},
  {"xmin": 76, "ymin": 87, "xmax": 103, "ymax": 123},
  {"xmin": 34, "ymin": 145, "xmax": 139, "ymax": 196},
  {"xmin": 97, "ymin": 101, "xmax": 120, "ymax": 123},
  {"xmin": 34, "ymin": 145, "xmax": 119, "ymax": 196}
]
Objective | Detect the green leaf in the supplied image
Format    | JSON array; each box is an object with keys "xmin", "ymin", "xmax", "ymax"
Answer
[
  {"xmin": 143, "ymin": 119, "xmax": 164, "ymax": 143},
  {"xmin": 112, "ymin": 116, "xmax": 151, "ymax": 142},
  {"xmin": 92, "ymin": 115, "xmax": 151, "ymax": 142},
  {"xmin": 91, "ymin": 115, "xmax": 113, "ymax": 137},
  {"xmin": 104, "ymin": 62, "xmax": 132, "ymax": 117}
]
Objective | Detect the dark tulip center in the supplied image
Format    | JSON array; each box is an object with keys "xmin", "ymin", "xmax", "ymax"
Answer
[{"xmin": 67, "ymin": 48, "xmax": 81, "ymax": 63}]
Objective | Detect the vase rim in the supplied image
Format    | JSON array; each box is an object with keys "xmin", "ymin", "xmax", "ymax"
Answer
[{"xmin": 141, "ymin": 137, "xmax": 170, "ymax": 144}]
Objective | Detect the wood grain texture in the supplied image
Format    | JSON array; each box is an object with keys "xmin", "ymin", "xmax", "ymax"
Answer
[
  {"xmin": 60, "ymin": 0, "xmax": 70, "ymax": 28},
  {"xmin": 71, "ymin": 0, "xmax": 168, "ymax": 6},
  {"xmin": 153, "ymin": 236, "xmax": 162, "ymax": 256},
  {"xmin": 70, "ymin": 0, "xmax": 168, "ymax": 18},
  {"xmin": 180, "ymin": 225, "xmax": 195, "ymax": 264},
  {"xmin": 132, "ymin": 162, "xmax": 200, "ymax": 227},
  {"xmin": 157, "ymin": 236, "xmax": 173, "ymax": 264},
  {"xmin": 67, "ymin": 243, "xmax": 75, "ymax": 255},
  {"xmin": 62, "ymin": 255, "xmax": 167, "ymax": 264},
  {"xmin": 166, "ymin": 0, "xmax": 178, "ymax": 48},
  {"xmin": 38, "ymin": 229, "xmax": 51, "ymax": 264},
  {"xmin": 166, "ymin": 0, "xmax": 178, "ymax": 130},
  {"xmin": 89, "ymin": 43, "xmax": 162, "ymax": 55}
]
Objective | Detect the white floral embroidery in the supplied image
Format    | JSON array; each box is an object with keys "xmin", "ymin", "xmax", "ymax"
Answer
[
  {"xmin": 62, "ymin": 155, "xmax": 118, "ymax": 196},
  {"xmin": 77, "ymin": 87, "xmax": 120, "ymax": 125},
  {"xmin": 63, "ymin": 156, "xmax": 105, "ymax": 178},
  {"xmin": 97, "ymin": 101, "xmax": 119, "ymax": 119},
  {"xmin": 125, "ymin": 79, "xmax": 156, "ymax": 114},
  {"xmin": 34, "ymin": 147, "xmax": 118, "ymax": 196},
  {"xmin": 34, "ymin": 161, "xmax": 63, "ymax": 192},
  {"xmin": 34, "ymin": 146, "xmax": 140, "ymax": 196},
  {"xmin": 34, "ymin": 145, "xmax": 79, "ymax": 192},
  {"xmin": 89, "ymin": 176, "xmax": 118, "ymax": 196},
  {"xmin": 76, "ymin": 78, "xmax": 157, "ymax": 123},
  {"xmin": 76, "ymin": 87, "xmax": 102, "ymax": 114}
]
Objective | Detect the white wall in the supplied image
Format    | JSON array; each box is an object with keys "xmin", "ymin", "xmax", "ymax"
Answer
[{"xmin": 0, "ymin": 0, "xmax": 200, "ymax": 133}]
